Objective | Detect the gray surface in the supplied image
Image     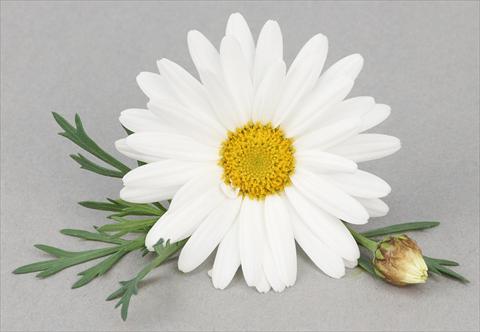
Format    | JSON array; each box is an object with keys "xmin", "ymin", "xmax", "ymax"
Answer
[{"xmin": 1, "ymin": 1, "xmax": 479, "ymax": 331}]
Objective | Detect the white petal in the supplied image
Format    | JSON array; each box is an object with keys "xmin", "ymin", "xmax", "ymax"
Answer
[
  {"xmin": 122, "ymin": 160, "xmax": 207, "ymax": 188},
  {"xmin": 136, "ymin": 72, "xmax": 172, "ymax": 101},
  {"xmin": 288, "ymin": 33, "xmax": 328, "ymax": 73},
  {"xmin": 285, "ymin": 186, "xmax": 359, "ymax": 262},
  {"xmin": 291, "ymin": 168, "xmax": 369, "ymax": 224},
  {"xmin": 273, "ymin": 34, "xmax": 328, "ymax": 126},
  {"xmin": 356, "ymin": 197, "xmax": 389, "ymax": 217},
  {"xmin": 178, "ymin": 197, "xmax": 242, "ymax": 272},
  {"xmin": 156, "ymin": 58, "xmax": 208, "ymax": 107},
  {"xmin": 263, "ymin": 245, "xmax": 286, "ymax": 292},
  {"xmin": 201, "ymin": 71, "xmax": 241, "ymax": 131},
  {"xmin": 293, "ymin": 118, "xmax": 360, "ymax": 150},
  {"xmin": 318, "ymin": 98, "xmax": 389, "ymax": 133},
  {"xmin": 211, "ymin": 221, "xmax": 241, "ymax": 289},
  {"xmin": 264, "ymin": 195, "xmax": 297, "ymax": 286},
  {"xmin": 284, "ymin": 76, "xmax": 354, "ymax": 136},
  {"xmin": 361, "ymin": 104, "xmax": 391, "ymax": 132},
  {"xmin": 290, "ymin": 207, "xmax": 345, "ymax": 278},
  {"xmin": 255, "ymin": 270, "xmax": 271, "ymax": 293},
  {"xmin": 115, "ymin": 138, "xmax": 160, "ymax": 163},
  {"xmin": 318, "ymin": 54, "xmax": 364, "ymax": 84},
  {"xmin": 328, "ymin": 170, "xmax": 391, "ymax": 198},
  {"xmin": 331, "ymin": 96, "xmax": 375, "ymax": 117},
  {"xmin": 238, "ymin": 199, "xmax": 264, "ymax": 287},
  {"xmin": 226, "ymin": 13, "xmax": 255, "ymax": 72},
  {"xmin": 220, "ymin": 36, "xmax": 254, "ymax": 123},
  {"xmin": 120, "ymin": 185, "xmax": 178, "ymax": 204},
  {"xmin": 168, "ymin": 166, "xmax": 221, "ymax": 213},
  {"xmin": 326, "ymin": 134, "xmax": 401, "ymax": 162},
  {"xmin": 343, "ymin": 258, "xmax": 358, "ymax": 269},
  {"xmin": 157, "ymin": 59, "xmax": 223, "ymax": 131},
  {"xmin": 145, "ymin": 183, "xmax": 224, "ymax": 249},
  {"xmin": 295, "ymin": 150, "xmax": 357, "ymax": 173},
  {"xmin": 252, "ymin": 60, "xmax": 286, "ymax": 124},
  {"xmin": 188, "ymin": 30, "xmax": 221, "ymax": 82},
  {"xmin": 126, "ymin": 132, "xmax": 218, "ymax": 162},
  {"xmin": 253, "ymin": 20, "xmax": 283, "ymax": 87},
  {"xmin": 119, "ymin": 109, "xmax": 169, "ymax": 133},
  {"xmin": 148, "ymin": 99, "xmax": 224, "ymax": 145},
  {"xmin": 295, "ymin": 96, "xmax": 375, "ymax": 132}
]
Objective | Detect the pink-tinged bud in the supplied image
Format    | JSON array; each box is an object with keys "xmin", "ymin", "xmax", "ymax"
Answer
[{"xmin": 373, "ymin": 235, "xmax": 428, "ymax": 286}]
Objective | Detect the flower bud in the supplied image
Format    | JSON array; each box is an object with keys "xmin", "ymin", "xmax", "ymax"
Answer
[{"xmin": 373, "ymin": 235, "xmax": 428, "ymax": 286}]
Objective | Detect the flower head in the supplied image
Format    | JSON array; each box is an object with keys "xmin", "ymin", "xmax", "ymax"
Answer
[
  {"xmin": 373, "ymin": 235, "xmax": 428, "ymax": 286},
  {"xmin": 116, "ymin": 13, "xmax": 401, "ymax": 292}
]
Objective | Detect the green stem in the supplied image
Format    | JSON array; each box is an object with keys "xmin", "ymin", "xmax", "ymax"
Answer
[
  {"xmin": 106, "ymin": 239, "xmax": 187, "ymax": 321},
  {"xmin": 143, "ymin": 240, "xmax": 186, "ymax": 277},
  {"xmin": 347, "ymin": 226, "xmax": 378, "ymax": 252}
]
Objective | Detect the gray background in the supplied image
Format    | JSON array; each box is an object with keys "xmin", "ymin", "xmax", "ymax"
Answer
[{"xmin": 1, "ymin": 1, "xmax": 479, "ymax": 331}]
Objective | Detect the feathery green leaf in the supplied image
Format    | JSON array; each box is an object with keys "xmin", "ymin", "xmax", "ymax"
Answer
[
  {"xmin": 34, "ymin": 244, "xmax": 76, "ymax": 258},
  {"xmin": 52, "ymin": 112, "xmax": 130, "ymax": 175},
  {"xmin": 14, "ymin": 236, "xmax": 145, "ymax": 281},
  {"xmin": 79, "ymin": 200, "xmax": 124, "ymax": 212},
  {"xmin": 70, "ymin": 154, "xmax": 125, "ymax": 177},
  {"xmin": 60, "ymin": 229, "xmax": 127, "ymax": 245},
  {"xmin": 72, "ymin": 250, "xmax": 128, "ymax": 289},
  {"xmin": 97, "ymin": 217, "xmax": 157, "ymax": 233},
  {"xmin": 107, "ymin": 239, "xmax": 187, "ymax": 321}
]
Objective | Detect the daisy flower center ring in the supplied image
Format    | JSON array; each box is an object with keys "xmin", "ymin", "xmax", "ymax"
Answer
[{"xmin": 219, "ymin": 122, "xmax": 295, "ymax": 199}]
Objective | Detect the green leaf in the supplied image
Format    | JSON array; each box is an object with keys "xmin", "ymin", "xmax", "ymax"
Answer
[
  {"xmin": 72, "ymin": 250, "xmax": 127, "ymax": 289},
  {"xmin": 106, "ymin": 239, "xmax": 187, "ymax": 321},
  {"xmin": 52, "ymin": 112, "xmax": 130, "ymax": 175},
  {"xmin": 70, "ymin": 154, "xmax": 124, "ymax": 178},
  {"xmin": 52, "ymin": 112, "xmax": 77, "ymax": 136},
  {"xmin": 424, "ymin": 256, "xmax": 469, "ymax": 283},
  {"xmin": 97, "ymin": 218, "xmax": 158, "ymax": 233},
  {"xmin": 13, "ymin": 260, "xmax": 58, "ymax": 274},
  {"xmin": 78, "ymin": 200, "xmax": 124, "ymax": 212},
  {"xmin": 35, "ymin": 246, "xmax": 122, "ymax": 278},
  {"xmin": 13, "ymin": 236, "xmax": 145, "ymax": 280},
  {"xmin": 426, "ymin": 257, "xmax": 459, "ymax": 266},
  {"xmin": 435, "ymin": 265, "xmax": 469, "ymax": 283},
  {"xmin": 34, "ymin": 244, "xmax": 76, "ymax": 258},
  {"xmin": 118, "ymin": 199, "xmax": 167, "ymax": 214},
  {"xmin": 108, "ymin": 206, "xmax": 165, "ymax": 218},
  {"xmin": 14, "ymin": 247, "xmax": 118, "ymax": 277},
  {"xmin": 60, "ymin": 229, "xmax": 127, "ymax": 245},
  {"xmin": 79, "ymin": 199, "xmax": 165, "ymax": 218},
  {"xmin": 362, "ymin": 221, "xmax": 440, "ymax": 238}
]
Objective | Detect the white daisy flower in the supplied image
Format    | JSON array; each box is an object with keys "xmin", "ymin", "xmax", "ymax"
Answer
[{"xmin": 116, "ymin": 13, "xmax": 401, "ymax": 293}]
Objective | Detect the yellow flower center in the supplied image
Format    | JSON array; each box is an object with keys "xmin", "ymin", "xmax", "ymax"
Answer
[{"xmin": 219, "ymin": 122, "xmax": 295, "ymax": 199}]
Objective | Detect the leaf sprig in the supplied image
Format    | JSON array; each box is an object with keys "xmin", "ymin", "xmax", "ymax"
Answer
[
  {"xmin": 13, "ymin": 233, "xmax": 146, "ymax": 286},
  {"xmin": 79, "ymin": 198, "xmax": 167, "ymax": 217},
  {"xmin": 13, "ymin": 113, "xmax": 186, "ymax": 321},
  {"xmin": 106, "ymin": 239, "xmax": 187, "ymax": 321},
  {"xmin": 53, "ymin": 112, "xmax": 130, "ymax": 177}
]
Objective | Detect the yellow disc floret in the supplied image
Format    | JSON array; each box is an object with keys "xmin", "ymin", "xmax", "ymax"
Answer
[{"xmin": 219, "ymin": 122, "xmax": 295, "ymax": 199}]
